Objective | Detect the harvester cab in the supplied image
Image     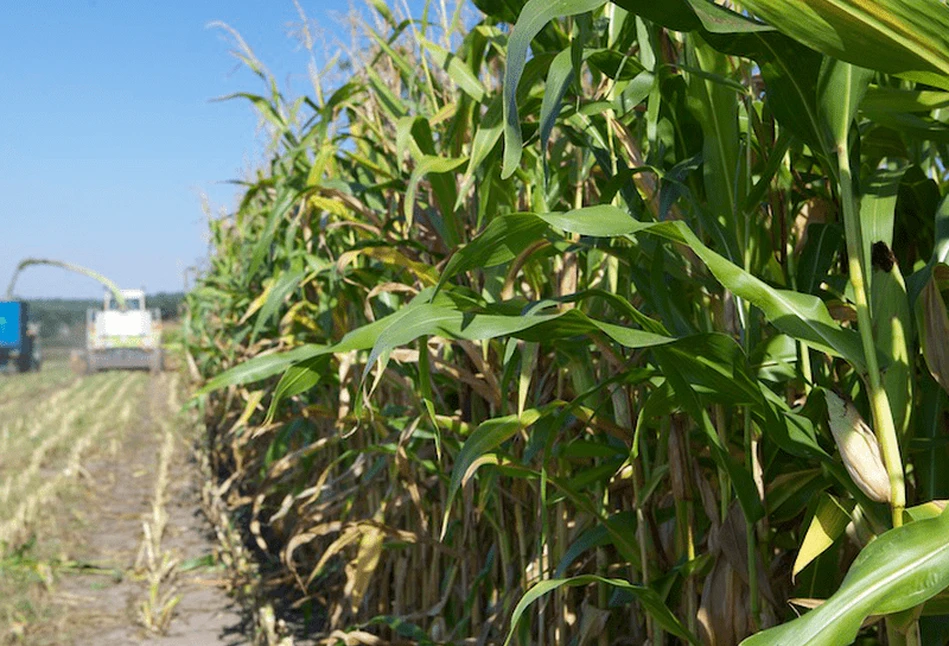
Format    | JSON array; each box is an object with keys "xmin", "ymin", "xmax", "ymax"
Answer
[
  {"xmin": 86, "ymin": 288, "xmax": 163, "ymax": 373},
  {"xmin": 0, "ymin": 300, "xmax": 42, "ymax": 373}
]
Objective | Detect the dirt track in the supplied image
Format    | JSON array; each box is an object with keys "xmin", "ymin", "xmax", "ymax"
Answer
[{"xmin": 0, "ymin": 365, "xmax": 246, "ymax": 645}]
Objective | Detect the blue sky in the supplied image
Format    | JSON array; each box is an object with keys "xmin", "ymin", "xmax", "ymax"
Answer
[{"xmin": 0, "ymin": 0, "xmax": 432, "ymax": 298}]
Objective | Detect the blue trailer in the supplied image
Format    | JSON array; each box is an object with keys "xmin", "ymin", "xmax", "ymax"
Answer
[{"xmin": 0, "ymin": 301, "xmax": 40, "ymax": 373}]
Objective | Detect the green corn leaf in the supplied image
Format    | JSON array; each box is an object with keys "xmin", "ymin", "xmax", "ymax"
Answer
[
  {"xmin": 554, "ymin": 512, "xmax": 637, "ymax": 577},
  {"xmin": 687, "ymin": 33, "xmax": 743, "ymax": 253},
  {"xmin": 250, "ymin": 266, "xmax": 304, "ymax": 342},
  {"xmin": 248, "ymin": 184, "xmax": 305, "ymax": 279},
  {"xmin": 396, "ymin": 116, "xmax": 423, "ymax": 166},
  {"xmin": 917, "ymin": 270, "xmax": 949, "ymax": 396},
  {"xmin": 741, "ymin": 508, "xmax": 949, "ymax": 645},
  {"xmin": 204, "ymin": 287, "xmax": 677, "ymax": 410},
  {"xmin": 503, "ymin": 574, "xmax": 698, "ymax": 645},
  {"xmin": 216, "ymin": 92, "xmax": 289, "ymax": 132},
  {"xmin": 403, "ymin": 155, "xmax": 467, "ymax": 245},
  {"xmin": 421, "ymin": 38, "xmax": 486, "ymax": 102},
  {"xmin": 196, "ymin": 292, "xmax": 446, "ymax": 396},
  {"xmin": 472, "ymin": 0, "xmax": 528, "ymax": 23},
  {"xmin": 871, "ymin": 249, "xmax": 913, "ymax": 436},
  {"xmin": 915, "ymin": 373, "xmax": 949, "ymax": 499},
  {"xmin": 904, "ymin": 501, "xmax": 949, "ymax": 523},
  {"xmin": 653, "ymin": 341, "xmax": 765, "ymax": 522},
  {"xmin": 586, "ymin": 48, "xmax": 645, "ymax": 80},
  {"xmin": 796, "ymin": 223, "xmax": 844, "ymax": 296},
  {"xmin": 459, "ymin": 95, "xmax": 503, "ymax": 201},
  {"xmin": 441, "ymin": 409, "xmax": 542, "ymax": 539},
  {"xmin": 817, "ymin": 58, "xmax": 873, "ymax": 152},
  {"xmin": 539, "ymin": 47, "xmax": 576, "ymax": 170},
  {"xmin": 437, "ymin": 213, "xmax": 550, "ymax": 291},
  {"xmin": 264, "ymin": 355, "xmax": 329, "ymax": 423},
  {"xmin": 862, "ymin": 86, "xmax": 949, "ymax": 113},
  {"xmin": 365, "ymin": 0, "xmax": 397, "ymax": 27},
  {"xmin": 502, "ymin": 0, "xmax": 609, "ymax": 178},
  {"xmin": 365, "ymin": 23, "xmax": 416, "ymax": 83},
  {"xmin": 364, "ymin": 64, "xmax": 408, "ymax": 119},
  {"xmin": 363, "ymin": 301, "xmax": 676, "ymax": 375},
  {"xmin": 196, "ymin": 343, "xmax": 328, "ymax": 395},
  {"xmin": 609, "ymin": 0, "xmax": 827, "ymax": 154},
  {"xmin": 366, "ymin": 616, "xmax": 435, "ymax": 644},
  {"xmin": 708, "ymin": 29, "xmax": 825, "ymax": 155},
  {"xmin": 539, "ymin": 205, "xmax": 866, "ymax": 370},
  {"xmin": 609, "ymin": 0, "xmax": 700, "ymax": 31},
  {"xmin": 735, "ymin": 0, "xmax": 949, "ymax": 91}
]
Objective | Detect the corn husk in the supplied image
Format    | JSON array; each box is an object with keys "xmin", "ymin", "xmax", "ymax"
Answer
[{"xmin": 825, "ymin": 391, "xmax": 891, "ymax": 503}]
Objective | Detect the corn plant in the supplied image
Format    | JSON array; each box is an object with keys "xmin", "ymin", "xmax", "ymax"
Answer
[{"xmin": 187, "ymin": 0, "xmax": 949, "ymax": 643}]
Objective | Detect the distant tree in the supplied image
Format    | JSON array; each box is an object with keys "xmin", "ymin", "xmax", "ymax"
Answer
[{"xmin": 147, "ymin": 292, "xmax": 185, "ymax": 320}]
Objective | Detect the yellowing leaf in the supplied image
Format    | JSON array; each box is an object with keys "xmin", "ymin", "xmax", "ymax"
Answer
[
  {"xmin": 337, "ymin": 246, "xmax": 438, "ymax": 287},
  {"xmin": 344, "ymin": 517, "xmax": 385, "ymax": 614},
  {"xmin": 229, "ymin": 390, "xmax": 264, "ymax": 434},
  {"xmin": 238, "ymin": 277, "xmax": 274, "ymax": 325},
  {"xmin": 308, "ymin": 194, "xmax": 353, "ymax": 219},
  {"xmin": 793, "ymin": 494, "xmax": 855, "ymax": 579}
]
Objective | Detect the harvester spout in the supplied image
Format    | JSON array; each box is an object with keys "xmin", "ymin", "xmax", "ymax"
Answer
[{"xmin": 6, "ymin": 258, "xmax": 126, "ymax": 309}]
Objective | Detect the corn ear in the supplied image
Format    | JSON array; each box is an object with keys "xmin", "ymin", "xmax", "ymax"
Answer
[{"xmin": 825, "ymin": 391, "xmax": 891, "ymax": 503}]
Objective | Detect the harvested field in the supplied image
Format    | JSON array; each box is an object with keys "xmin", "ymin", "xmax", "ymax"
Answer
[{"xmin": 0, "ymin": 362, "xmax": 244, "ymax": 645}]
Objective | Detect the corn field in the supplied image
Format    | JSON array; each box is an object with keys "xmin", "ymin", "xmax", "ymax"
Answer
[{"xmin": 184, "ymin": 0, "xmax": 949, "ymax": 643}]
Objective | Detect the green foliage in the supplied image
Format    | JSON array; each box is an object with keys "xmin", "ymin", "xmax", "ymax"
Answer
[
  {"xmin": 184, "ymin": 0, "xmax": 949, "ymax": 643},
  {"xmin": 743, "ymin": 508, "xmax": 949, "ymax": 645}
]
